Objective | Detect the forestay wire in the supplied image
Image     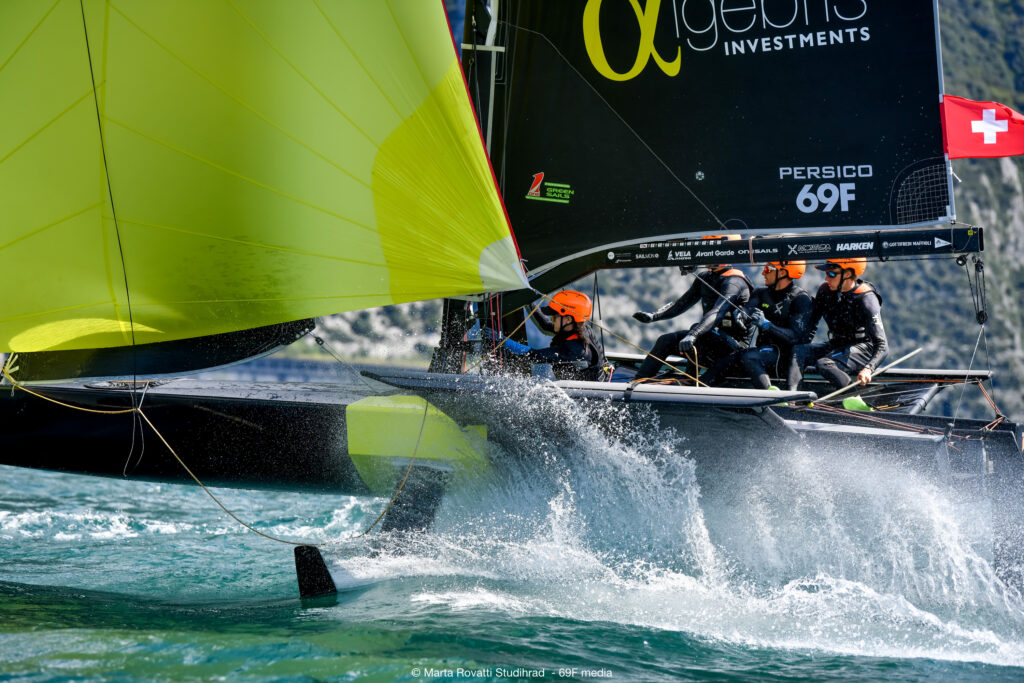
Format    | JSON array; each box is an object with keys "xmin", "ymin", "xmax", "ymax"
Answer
[{"xmin": 1, "ymin": 355, "xmax": 311, "ymax": 547}]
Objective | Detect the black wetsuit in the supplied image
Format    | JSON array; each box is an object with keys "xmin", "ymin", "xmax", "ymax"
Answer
[
  {"xmin": 635, "ymin": 268, "xmax": 752, "ymax": 380},
  {"xmin": 507, "ymin": 313, "xmax": 607, "ymax": 381},
  {"xmin": 788, "ymin": 280, "xmax": 888, "ymax": 390},
  {"xmin": 702, "ymin": 282, "xmax": 813, "ymax": 388}
]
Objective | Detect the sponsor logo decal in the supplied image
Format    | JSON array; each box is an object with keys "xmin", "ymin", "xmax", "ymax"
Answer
[
  {"xmin": 787, "ymin": 243, "xmax": 831, "ymax": 255},
  {"xmin": 583, "ymin": 0, "xmax": 873, "ymax": 80},
  {"xmin": 527, "ymin": 172, "xmax": 543, "ymax": 197},
  {"xmin": 525, "ymin": 172, "xmax": 575, "ymax": 204},
  {"xmin": 582, "ymin": 0, "xmax": 679, "ymax": 81},
  {"xmin": 882, "ymin": 240, "xmax": 932, "ymax": 248},
  {"xmin": 836, "ymin": 241, "xmax": 873, "ymax": 252},
  {"xmin": 779, "ymin": 165, "xmax": 873, "ymax": 180},
  {"xmin": 779, "ymin": 166, "xmax": 867, "ymax": 214},
  {"xmin": 934, "ymin": 236, "xmax": 952, "ymax": 248},
  {"xmin": 667, "ymin": 250, "xmax": 692, "ymax": 261}
]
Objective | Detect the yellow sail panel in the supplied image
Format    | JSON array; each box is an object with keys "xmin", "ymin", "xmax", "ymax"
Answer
[{"xmin": 0, "ymin": 0, "xmax": 526, "ymax": 353}]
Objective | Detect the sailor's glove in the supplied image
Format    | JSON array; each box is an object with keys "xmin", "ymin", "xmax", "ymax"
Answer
[
  {"xmin": 633, "ymin": 311, "xmax": 655, "ymax": 324},
  {"xmin": 678, "ymin": 334, "xmax": 697, "ymax": 354},
  {"xmin": 750, "ymin": 309, "xmax": 770, "ymax": 330}
]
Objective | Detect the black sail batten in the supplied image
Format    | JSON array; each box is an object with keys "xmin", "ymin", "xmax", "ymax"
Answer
[
  {"xmin": 11, "ymin": 319, "xmax": 314, "ymax": 382},
  {"xmin": 489, "ymin": 0, "xmax": 953, "ymax": 279}
]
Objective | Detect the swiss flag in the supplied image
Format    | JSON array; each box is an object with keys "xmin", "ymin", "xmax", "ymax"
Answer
[{"xmin": 941, "ymin": 95, "xmax": 1024, "ymax": 159}]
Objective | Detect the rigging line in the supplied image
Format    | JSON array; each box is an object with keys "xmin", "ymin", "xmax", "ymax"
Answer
[
  {"xmin": 357, "ymin": 398, "xmax": 430, "ymax": 537},
  {"xmin": 685, "ymin": 254, "xmax": 961, "ymax": 336},
  {"xmin": 811, "ymin": 403, "xmax": 978, "ymax": 440},
  {"xmin": 811, "ymin": 405, "xmax": 926, "ymax": 433},
  {"xmin": 2, "ymin": 357, "xmax": 314, "ymax": 546},
  {"xmin": 810, "ymin": 404, "xmax": 972, "ymax": 438},
  {"xmin": 496, "ymin": 1, "xmax": 522, "ymax": 193},
  {"xmin": 79, "ymin": 0, "xmax": 140, "ymax": 422},
  {"xmin": 134, "ymin": 409, "xmax": 310, "ymax": 547},
  {"xmin": 588, "ymin": 320, "xmax": 702, "ymax": 385},
  {"xmin": 465, "ymin": 297, "xmax": 547, "ymax": 374},
  {"xmin": 950, "ymin": 324, "xmax": 985, "ymax": 437},
  {"xmin": 311, "ymin": 330, "xmax": 382, "ymax": 394},
  {"xmin": 592, "ymin": 272, "xmax": 605, "ymax": 354},
  {"xmin": 831, "ymin": 386, "xmax": 947, "ymax": 401},
  {"xmin": 2, "ymin": 357, "xmax": 133, "ymax": 414},
  {"xmin": 976, "ymin": 377, "xmax": 1002, "ymax": 416},
  {"xmin": 497, "ymin": 292, "xmax": 504, "ymax": 372},
  {"xmin": 469, "ymin": 4, "xmax": 484, "ymax": 120},
  {"xmin": 79, "ymin": 0, "xmax": 134, "ymax": 350},
  {"xmin": 979, "ymin": 326, "xmax": 1019, "ymax": 452},
  {"xmin": 502, "ymin": 25, "xmax": 729, "ymax": 232},
  {"xmin": 964, "ymin": 258, "xmax": 980, "ymax": 316},
  {"xmin": 868, "ymin": 378, "xmax": 986, "ymax": 384},
  {"xmin": 689, "ymin": 269, "xmax": 750, "ymax": 320},
  {"xmin": 122, "ymin": 380, "xmax": 152, "ymax": 477}
]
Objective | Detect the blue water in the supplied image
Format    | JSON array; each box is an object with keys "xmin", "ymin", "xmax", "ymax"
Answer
[{"xmin": 3, "ymin": 386, "xmax": 1024, "ymax": 681}]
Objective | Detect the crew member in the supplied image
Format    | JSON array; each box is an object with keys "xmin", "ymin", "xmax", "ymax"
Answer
[
  {"xmin": 484, "ymin": 290, "xmax": 607, "ymax": 381},
  {"xmin": 632, "ymin": 235, "xmax": 752, "ymax": 381},
  {"xmin": 704, "ymin": 260, "xmax": 812, "ymax": 388},
  {"xmin": 788, "ymin": 257, "xmax": 887, "ymax": 391}
]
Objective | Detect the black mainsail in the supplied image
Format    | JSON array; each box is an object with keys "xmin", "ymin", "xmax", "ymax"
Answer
[{"xmin": 470, "ymin": 0, "xmax": 954, "ymax": 279}]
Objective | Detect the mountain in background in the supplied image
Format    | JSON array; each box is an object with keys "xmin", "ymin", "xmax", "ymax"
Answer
[{"xmin": 299, "ymin": 1, "xmax": 1024, "ymax": 420}]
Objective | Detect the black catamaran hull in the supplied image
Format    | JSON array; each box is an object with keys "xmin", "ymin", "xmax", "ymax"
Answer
[{"xmin": 2, "ymin": 370, "xmax": 1021, "ymax": 587}]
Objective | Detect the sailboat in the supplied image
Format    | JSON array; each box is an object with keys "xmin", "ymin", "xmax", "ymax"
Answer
[{"xmin": 1, "ymin": 0, "xmax": 1021, "ymax": 596}]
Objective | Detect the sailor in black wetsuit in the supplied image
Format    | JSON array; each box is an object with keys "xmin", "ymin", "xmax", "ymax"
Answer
[
  {"xmin": 788, "ymin": 257, "xmax": 888, "ymax": 391},
  {"xmin": 484, "ymin": 290, "xmax": 607, "ymax": 381},
  {"xmin": 700, "ymin": 259, "xmax": 812, "ymax": 388},
  {"xmin": 632, "ymin": 235, "xmax": 752, "ymax": 381}
]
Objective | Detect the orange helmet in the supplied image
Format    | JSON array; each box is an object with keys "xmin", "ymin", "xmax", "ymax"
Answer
[
  {"xmin": 542, "ymin": 290, "xmax": 593, "ymax": 323},
  {"xmin": 763, "ymin": 260, "xmax": 806, "ymax": 280},
  {"xmin": 816, "ymin": 257, "xmax": 867, "ymax": 277}
]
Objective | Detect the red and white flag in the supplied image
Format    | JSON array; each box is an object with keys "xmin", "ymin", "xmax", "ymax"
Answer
[{"xmin": 941, "ymin": 95, "xmax": 1024, "ymax": 159}]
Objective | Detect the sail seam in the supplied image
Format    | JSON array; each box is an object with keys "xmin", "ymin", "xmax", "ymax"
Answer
[
  {"xmin": 0, "ymin": 0, "xmax": 62, "ymax": 79},
  {"xmin": 0, "ymin": 299, "xmax": 113, "ymax": 324},
  {"xmin": 0, "ymin": 90, "xmax": 93, "ymax": 168},
  {"xmin": 121, "ymin": 292, "xmax": 472, "ymax": 306},
  {"xmin": 109, "ymin": 217, "xmax": 387, "ymax": 264},
  {"xmin": 103, "ymin": 116, "xmax": 382, "ymax": 236},
  {"xmin": 383, "ymin": 0, "xmax": 433, "ymax": 91},
  {"xmin": 0, "ymin": 202, "xmax": 102, "ymax": 252},
  {"xmin": 312, "ymin": 0, "xmax": 405, "ymax": 121},
  {"xmin": 106, "ymin": 2, "xmax": 377, "ymax": 188},
  {"xmin": 222, "ymin": 0, "xmax": 381, "ymax": 148}
]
